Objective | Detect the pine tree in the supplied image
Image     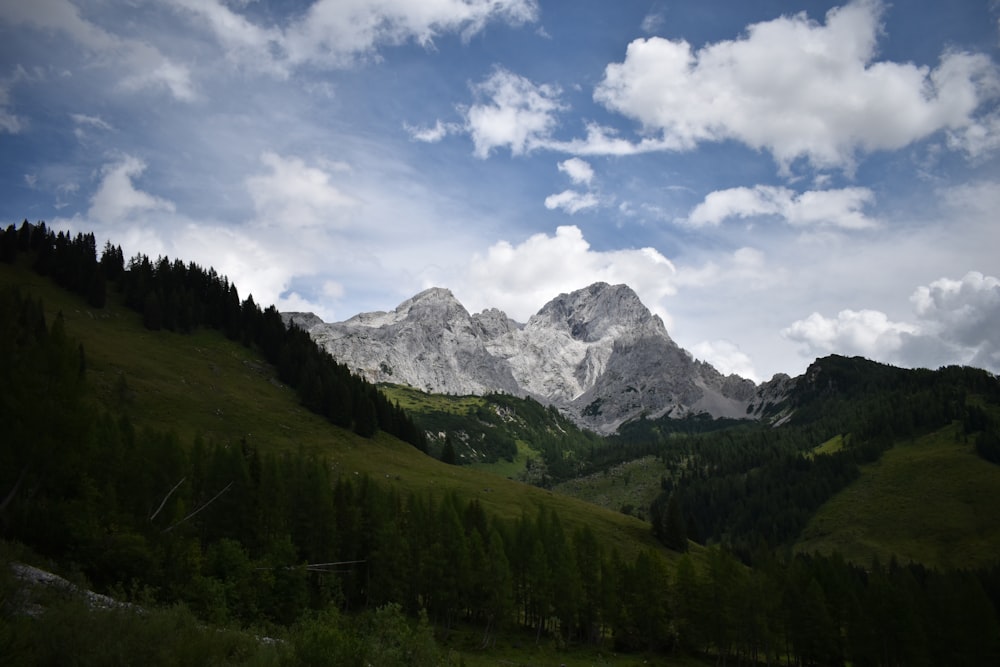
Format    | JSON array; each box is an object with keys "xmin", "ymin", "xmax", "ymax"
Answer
[
  {"xmin": 441, "ymin": 435, "xmax": 457, "ymax": 464},
  {"xmin": 662, "ymin": 491, "xmax": 688, "ymax": 552}
]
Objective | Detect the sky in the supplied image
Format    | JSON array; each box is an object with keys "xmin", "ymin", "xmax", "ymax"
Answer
[{"xmin": 1, "ymin": 0, "xmax": 999, "ymax": 383}]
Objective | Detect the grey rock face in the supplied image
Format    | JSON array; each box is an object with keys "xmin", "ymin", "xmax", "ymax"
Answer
[
  {"xmin": 281, "ymin": 311, "xmax": 325, "ymax": 331},
  {"xmin": 295, "ymin": 282, "xmax": 783, "ymax": 433},
  {"xmin": 307, "ymin": 288, "xmax": 521, "ymax": 396}
]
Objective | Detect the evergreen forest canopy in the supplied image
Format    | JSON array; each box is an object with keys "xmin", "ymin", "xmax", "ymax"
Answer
[{"xmin": 3, "ymin": 220, "xmax": 1000, "ymax": 666}]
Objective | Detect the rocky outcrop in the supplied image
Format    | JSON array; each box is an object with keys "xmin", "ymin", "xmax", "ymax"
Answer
[{"xmin": 292, "ymin": 282, "xmax": 787, "ymax": 433}]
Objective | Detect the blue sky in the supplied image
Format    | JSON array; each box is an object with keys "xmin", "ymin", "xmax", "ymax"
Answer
[{"xmin": 2, "ymin": 0, "xmax": 999, "ymax": 382}]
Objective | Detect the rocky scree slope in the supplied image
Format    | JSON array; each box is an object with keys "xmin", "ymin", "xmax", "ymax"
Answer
[{"xmin": 284, "ymin": 282, "xmax": 785, "ymax": 433}]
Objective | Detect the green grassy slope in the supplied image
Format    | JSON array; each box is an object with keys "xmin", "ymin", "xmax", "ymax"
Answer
[
  {"xmin": 0, "ymin": 260, "xmax": 665, "ymax": 561},
  {"xmin": 553, "ymin": 455, "xmax": 664, "ymax": 520},
  {"xmin": 795, "ymin": 422, "xmax": 1000, "ymax": 570}
]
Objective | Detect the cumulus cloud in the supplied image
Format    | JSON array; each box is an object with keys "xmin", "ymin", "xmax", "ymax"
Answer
[
  {"xmin": 593, "ymin": 0, "xmax": 1000, "ymax": 171},
  {"xmin": 557, "ymin": 157, "xmax": 594, "ymax": 185},
  {"xmin": 449, "ymin": 225, "xmax": 677, "ymax": 325},
  {"xmin": 463, "ymin": 67, "xmax": 564, "ymax": 158},
  {"xmin": 545, "ymin": 158, "xmax": 602, "ymax": 213},
  {"xmin": 88, "ymin": 155, "xmax": 176, "ymax": 223},
  {"xmin": 246, "ymin": 152, "xmax": 358, "ymax": 229},
  {"xmin": 686, "ymin": 185, "xmax": 878, "ymax": 229},
  {"xmin": 544, "ymin": 190, "xmax": 598, "ymax": 214},
  {"xmin": 691, "ymin": 340, "xmax": 759, "ymax": 382},
  {"xmin": 783, "ymin": 271, "xmax": 1000, "ymax": 372},
  {"xmin": 782, "ymin": 309, "xmax": 919, "ymax": 359},
  {"xmin": 910, "ymin": 271, "xmax": 1000, "ymax": 369},
  {"xmin": 947, "ymin": 108, "xmax": 1000, "ymax": 158}
]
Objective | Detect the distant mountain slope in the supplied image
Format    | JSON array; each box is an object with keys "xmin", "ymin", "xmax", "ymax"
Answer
[{"xmin": 288, "ymin": 282, "xmax": 784, "ymax": 433}]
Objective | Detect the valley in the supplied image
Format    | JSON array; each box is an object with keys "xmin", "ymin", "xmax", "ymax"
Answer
[{"xmin": 3, "ymin": 221, "xmax": 1000, "ymax": 666}]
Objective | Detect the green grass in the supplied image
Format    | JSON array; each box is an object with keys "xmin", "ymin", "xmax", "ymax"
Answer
[
  {"xmin": 380, "ymin": 383, "xmax": 486, "ymax": 416},
  {"xmin": 554, "ymin": 456, "xmax": 666, "ymax": 520},
  {"xmin": 1, "ymin": 261, "xmax": 667, "ymax": 561},
  {"xmin": 795, "ymin": 422, "xmax": 1000, "ymax": 570},
  {"xmin": 470, "ymin": 439, "xmax": 542, "ymax": 479},
  {"xmin": 809, "ymin": 433, "xmax": 847, "ymax": 458}
]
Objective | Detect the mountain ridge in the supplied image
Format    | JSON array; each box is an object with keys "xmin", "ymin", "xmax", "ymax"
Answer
[{"xmin": 285, "ymin": 282, "xmax": 782, "ymax": 433}]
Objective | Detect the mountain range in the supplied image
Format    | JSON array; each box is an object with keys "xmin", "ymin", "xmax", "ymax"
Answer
[{"xmin": 284, "ymin": 282, "xmax": 791, "ymax": 433}]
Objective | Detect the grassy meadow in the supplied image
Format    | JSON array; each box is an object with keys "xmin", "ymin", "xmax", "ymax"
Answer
[{"xmin": 796, "ymin": 421, "xmax": 1000, "ymax": 570}]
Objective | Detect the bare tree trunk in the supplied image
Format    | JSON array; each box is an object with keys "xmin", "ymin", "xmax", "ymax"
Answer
[
  {"xmin": 163, "ymin": 481, "xmax": 232, "ymax": 532},
  {"xmin": 149, "ymin": 476, "xmax": 186, "ymax": 521}
]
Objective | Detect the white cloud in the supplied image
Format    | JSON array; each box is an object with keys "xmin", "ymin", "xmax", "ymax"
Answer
[
  {"xmin": 544, "ymin": 190, "xmax": 598, "ymax": 214},
  {"xmin": 592, "ymin": 0, "xmax": 1000, "ymax": 171},
  {"xmin": 0, "ymin": 65, "xmax": 34, "ymax": 134},
  {"xmin": 782, "ymin": 309, "xmax": 919, "ymax": 359},
  {"xmin": 548, "ymin": 121, "xmax": 675, "ymax": 156},
  {"xmin": 783, "ymin": 271, "xmax": 1000, "ymax": 373},
  {"xmin": 405, "ymin": 119, "xmax": 458, "ymax": 143},
  {"xmin": 686, "ymin": 185, "xmax": 878, "ymax": 229},
  {"xmin": 557, "ymin": 157, "xmax": 594, "ymax": 185},
  {"xmin": 166, "ymin": 0, "xmax": 285, "ymax": 75},
  {"xmin": 117, "ymin": 53, "xmax": 195, "ymax": 101},
  {"xmin": 464, "ymin": 67, "xmax": 564, "ymax": 158},
  {"xmin": 0, "ymin": 109, "xmax": 22, "ymax": 133},
  {"xmin": 70, "ymin": 113, "xmax": 112, "ymax": 130},
  {"xmin": 947, "ymin": 108, "xmax": 1000, "ymax": 158},
  {"xmin": 910, "ymin": 271, "xmax": 1000, "ymax": 369},
  {"xmin": 71, "ymin": 112, "xmax": 113, "ymax": 141},
  {"xmin": 0, "ymin": 81, "xmax": 23, "ymax": 133},
  {"xmin": 674, "ymin": 246, "xmax": 783, "ymax": 292},
  {"xmin": 88, "ymin": 155, "xmax": 176, "ymax": 223},
  {"xmin": 0, "ymin": 0, "xmax": 196, "ymax": 101},
  {"xmin": 691, "ymin": 340, "xmax": 759, "ymax": 382},
  {"xmin": 166, "ymin": 0, "xmax": 538, "ymax": 76},
  {"xmin": 282, "ymin": 0, "xmax": 538, "ymax": 67},
  {"xmin": 245, "ymin": 152, "xmax": 358, "ymax": 229},
  {"xmin": 451, "ymin": 225, "xmax": 677, "ymax": 324},
  {"xmin": 640, "ymin": 11, "xmax": 665, "ymax": 35}
]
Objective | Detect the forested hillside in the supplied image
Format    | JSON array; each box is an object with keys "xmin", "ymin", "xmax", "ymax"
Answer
[
  {"xmin": 3, "ymin": 220, "xmax": 1000, "ymax": 666},
  {"xmin": 381, "ymin": 384, "xmax": 605, "ymax": 481},
  {"xmin": 583, "ymin": 355, "xmax": 1000, "ymax": 563},
  {"xmin": 0, "ymin": 221, "xmax": 427, "ymax": 448}
]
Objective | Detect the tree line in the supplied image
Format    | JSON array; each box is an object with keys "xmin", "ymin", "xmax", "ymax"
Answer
[{"xmin": 0, "ymin": 220, "xmax": 426, "ymax": 449}]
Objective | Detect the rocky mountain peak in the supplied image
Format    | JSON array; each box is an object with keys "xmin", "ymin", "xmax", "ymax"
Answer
[
  {"xmin": 529, "ymin": 282, "xmax": 665, "ymax": 343},
  {"xmin": 341, "ymin": 286, "xmax": 469, "ymax": 330},
  {"xmin": 292, "ymin": 282, "xmax": 783, "ymax": 433},
  {"xmin": 281, "ymin": 311, "xmax": 325, "ymax": 331},
  {"xmin": 473, "ymin": 308, "xmax": 522, "ymax": 340}
]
